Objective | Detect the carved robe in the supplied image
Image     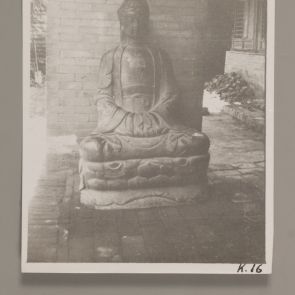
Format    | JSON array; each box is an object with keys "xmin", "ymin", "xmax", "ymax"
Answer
[{"xmin": 80, "ymin": 44, "xmax": 209, "ymax": 163}]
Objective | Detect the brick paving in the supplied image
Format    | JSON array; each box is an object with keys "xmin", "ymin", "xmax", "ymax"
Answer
[{"xmin": 27, "ymin": 113, "xmax": 265, "ymax": 264}]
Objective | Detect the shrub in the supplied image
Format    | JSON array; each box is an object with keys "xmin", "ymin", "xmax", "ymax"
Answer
[{"xmin": 205, "ymin": 72, "xmax": 256, "ymax": 106}]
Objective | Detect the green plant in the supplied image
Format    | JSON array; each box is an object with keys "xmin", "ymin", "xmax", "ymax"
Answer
[{"xmin": 205, "ymin": 72, "xmax": 255, "ymax": 106}]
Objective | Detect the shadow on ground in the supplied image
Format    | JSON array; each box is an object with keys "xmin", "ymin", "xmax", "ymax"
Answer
[{"xmin": 28, "ymin": 175, "xmax": 265, "ymax": 264}]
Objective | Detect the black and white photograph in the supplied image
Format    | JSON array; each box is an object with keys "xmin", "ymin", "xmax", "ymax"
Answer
[{"xmin": 22, "ymin": 0, "xmax": 274, "ymax": 274}]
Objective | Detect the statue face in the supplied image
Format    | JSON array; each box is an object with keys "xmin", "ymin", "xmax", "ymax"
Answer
[{"xmin": 120, "ymin": 14, "xmax": 148, "ymax": 41}]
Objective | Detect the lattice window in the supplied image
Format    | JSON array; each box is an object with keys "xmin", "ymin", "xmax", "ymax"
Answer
[
  {"xmin": 232, "ymin": 0, "xmax": 246, "ymax": 39},
  {"xmin": 231, "ymin": 0, "xmax": 267, "ymax": 52},
  {"xmin": 257, "ymin": 0, "xmax": 267, "ymax": 51}
]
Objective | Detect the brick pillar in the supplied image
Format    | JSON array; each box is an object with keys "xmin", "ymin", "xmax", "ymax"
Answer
[{"xmin": 47, "ymin": 0, "xmax": 209, "ymax": 135}]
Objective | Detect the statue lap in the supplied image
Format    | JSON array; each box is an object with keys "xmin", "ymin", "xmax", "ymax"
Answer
[{"xmin": 79, "ymin": 129, "xmax": 210, "ymax": 162}]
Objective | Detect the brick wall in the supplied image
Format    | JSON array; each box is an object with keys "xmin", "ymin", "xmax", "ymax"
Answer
[
  {"xmin": 47, "ymin": 0, "xmax": 209, "ymax": 135},
  {"xmin": 225, "ymin": 51, "xmax": 266, "ymax": 100}
]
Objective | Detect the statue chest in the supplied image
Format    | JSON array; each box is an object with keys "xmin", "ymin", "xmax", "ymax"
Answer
[{"xmin": 120, "ymin": 46, "xmax": 155, "ymax": 112}]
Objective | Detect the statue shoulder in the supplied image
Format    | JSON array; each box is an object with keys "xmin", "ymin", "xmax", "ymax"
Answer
[
  {"xmin": 98, "ymin": 47, "xmax": 118, "ymax": 89},
  {"xmin": 99, "ymin": 47, "xmax": 118, "ymax": 73},
  {"xmin": 101, "ymin": 47, "xmax": 117, "ymax": 61}
]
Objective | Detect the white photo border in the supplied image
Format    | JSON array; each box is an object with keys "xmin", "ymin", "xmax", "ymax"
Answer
[{"xmin": 21, "ymin": 0, "xmax": 275, "ymax": 274}]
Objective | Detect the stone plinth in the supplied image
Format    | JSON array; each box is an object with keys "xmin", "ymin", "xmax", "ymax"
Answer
[
  {"xmin": 80, "ymin": 184, "xmax": 208, "ymax": 210},
  {"xmin": 79, "ymin": 154, "xmax": 209, "ymax": 209}
]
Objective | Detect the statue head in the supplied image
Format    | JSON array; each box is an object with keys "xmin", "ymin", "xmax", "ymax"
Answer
[{"xmin": 118, "ymin": 0, "xmax": 150, "ymax": 42}]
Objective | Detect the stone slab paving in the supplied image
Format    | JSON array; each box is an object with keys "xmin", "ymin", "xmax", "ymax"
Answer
[{"xmin": 27, "ymin": 113, "xmax": 265, "ymax": 264}]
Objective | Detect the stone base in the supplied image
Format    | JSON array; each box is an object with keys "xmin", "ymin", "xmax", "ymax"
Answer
[
  {"xmin": 80, "ymin": 184, "xmax": 208, "ymax": 210},
  {"xmin": 80, "ymin": 154, "xmax": 209, "ymax": 191}
]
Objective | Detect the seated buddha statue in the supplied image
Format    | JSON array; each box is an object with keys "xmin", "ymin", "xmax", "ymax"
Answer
[{"xmin": 79, "ymin": 0, "xmax": 210, "ymax": 208}]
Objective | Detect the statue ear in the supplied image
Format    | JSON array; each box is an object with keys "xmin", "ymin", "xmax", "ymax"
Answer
[{"xmin": 97, "ymin": 50, "xmax": 114, "ymax": 89}]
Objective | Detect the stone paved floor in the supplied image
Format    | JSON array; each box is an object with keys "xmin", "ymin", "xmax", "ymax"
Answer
[{"xmin": 27, "ymin": 113, "xmax": 265, "ymax": 263}]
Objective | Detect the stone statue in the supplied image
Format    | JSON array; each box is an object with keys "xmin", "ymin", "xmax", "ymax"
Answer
[{"xmin": 79, "ymin": 0, "xmax": 210, "ymax": 209}]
